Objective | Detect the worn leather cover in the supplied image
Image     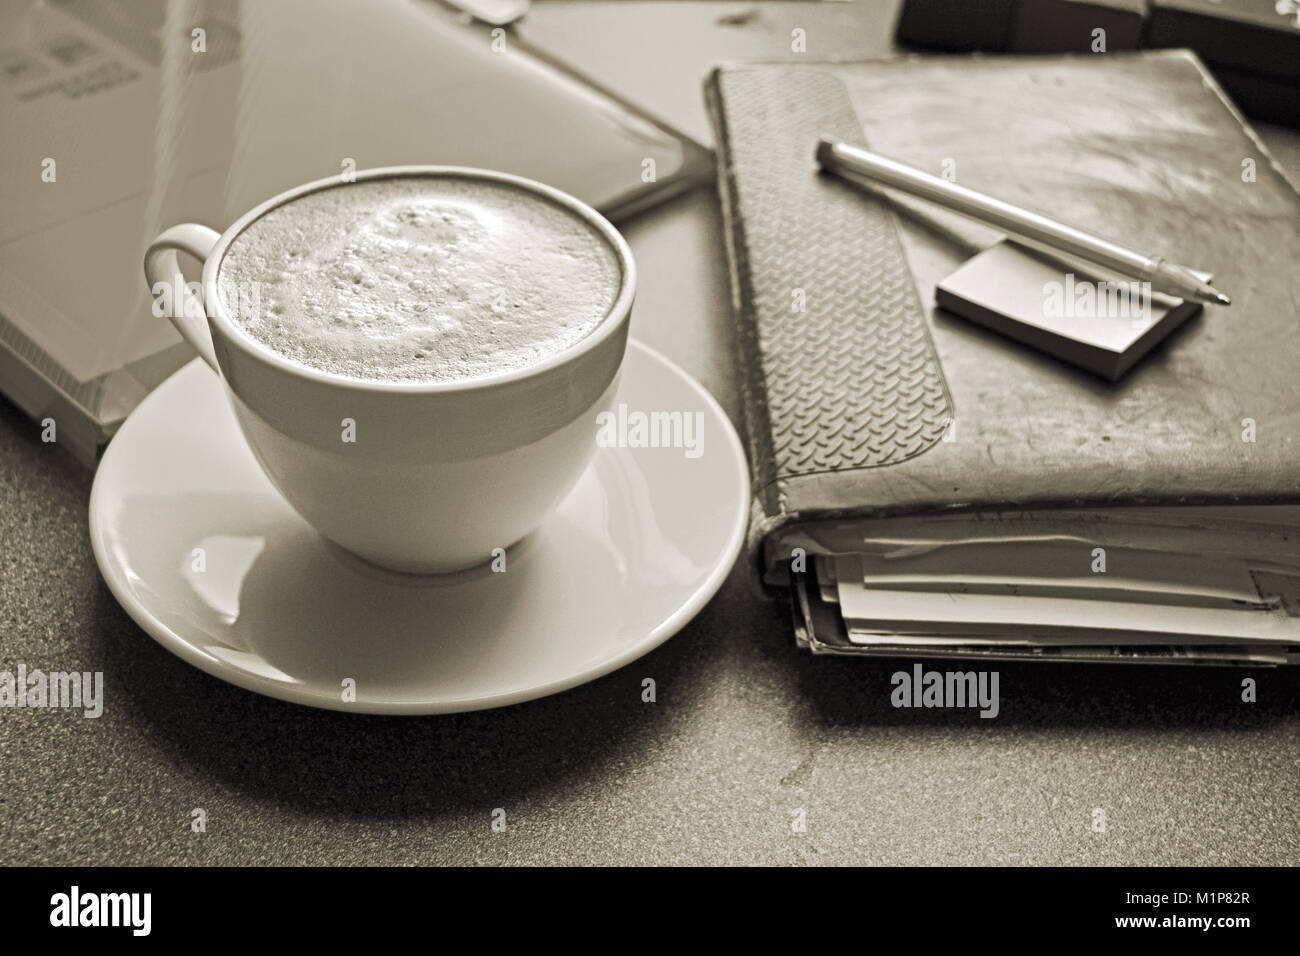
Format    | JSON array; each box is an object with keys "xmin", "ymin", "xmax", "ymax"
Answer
[
  {"xmin": 705, "ymin": 67, "xmax": 954, "ymax": 520},
  {"xmin": 706, "ymin": 51, "xmax": 1300, "ymax": 573}
]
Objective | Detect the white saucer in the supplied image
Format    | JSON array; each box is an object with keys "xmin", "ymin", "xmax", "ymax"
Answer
[{"xmin": 89, "ymin": 340, "xmax": 749, "ymax": 714}]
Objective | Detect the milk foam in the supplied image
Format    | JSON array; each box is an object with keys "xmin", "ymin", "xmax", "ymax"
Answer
[{"xmin": 216, "ymin": 176, "xmax": 622, "ymax": 383}]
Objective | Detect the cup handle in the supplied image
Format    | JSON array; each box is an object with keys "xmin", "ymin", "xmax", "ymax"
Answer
[{"xmin": 144, "ymin": 224, "xmax": 222, "ymax": 373}]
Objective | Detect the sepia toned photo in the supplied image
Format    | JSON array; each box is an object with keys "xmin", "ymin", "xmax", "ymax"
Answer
[{"xmin": 0, "ymin": 0, "xmax": 1296, "ymax": 934}]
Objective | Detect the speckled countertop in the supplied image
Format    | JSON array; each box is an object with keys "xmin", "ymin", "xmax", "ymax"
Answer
[{"xmin": 2, "ymin": 1, "xmax": 1298, "ymax": 866}]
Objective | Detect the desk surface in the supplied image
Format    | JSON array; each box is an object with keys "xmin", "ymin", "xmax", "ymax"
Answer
[{"xmin": 2, "ymin": 0, "xmax": 1298, "ymax": 866}]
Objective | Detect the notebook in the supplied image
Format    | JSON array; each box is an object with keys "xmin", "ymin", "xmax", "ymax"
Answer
[
  {"xmin": 0, "ymin": 0, "xmax": 711, "ymax": 465},
  {"xmin": 705, "ymin": 51, "xmax": 1300, "ymax": 664}
]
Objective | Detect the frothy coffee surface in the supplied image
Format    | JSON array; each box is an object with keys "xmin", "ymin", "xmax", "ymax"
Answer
[{"xmin": 217, "ymin": 176, "xmax": 622, "ymax": 383}]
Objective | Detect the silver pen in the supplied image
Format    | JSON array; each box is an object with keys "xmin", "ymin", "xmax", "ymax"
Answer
[{"xmin": 815, "ymin": 136, "xmax": 1230, "ymax": 306}]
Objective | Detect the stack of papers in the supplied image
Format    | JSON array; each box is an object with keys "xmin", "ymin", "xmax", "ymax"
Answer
[{"xmin": 789, "ymin": 509, "xmax": 1300, "ymax": 666}]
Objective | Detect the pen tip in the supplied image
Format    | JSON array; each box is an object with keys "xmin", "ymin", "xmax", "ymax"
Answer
[{"xmin": 1213, "ymin": 292, "xmax": 1231, "ymax": 306}]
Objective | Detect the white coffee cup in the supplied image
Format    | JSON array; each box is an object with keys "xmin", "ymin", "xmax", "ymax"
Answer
[{"xmin": 144, "ymin": 166, "xmax": 634, "ymax": 573}]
